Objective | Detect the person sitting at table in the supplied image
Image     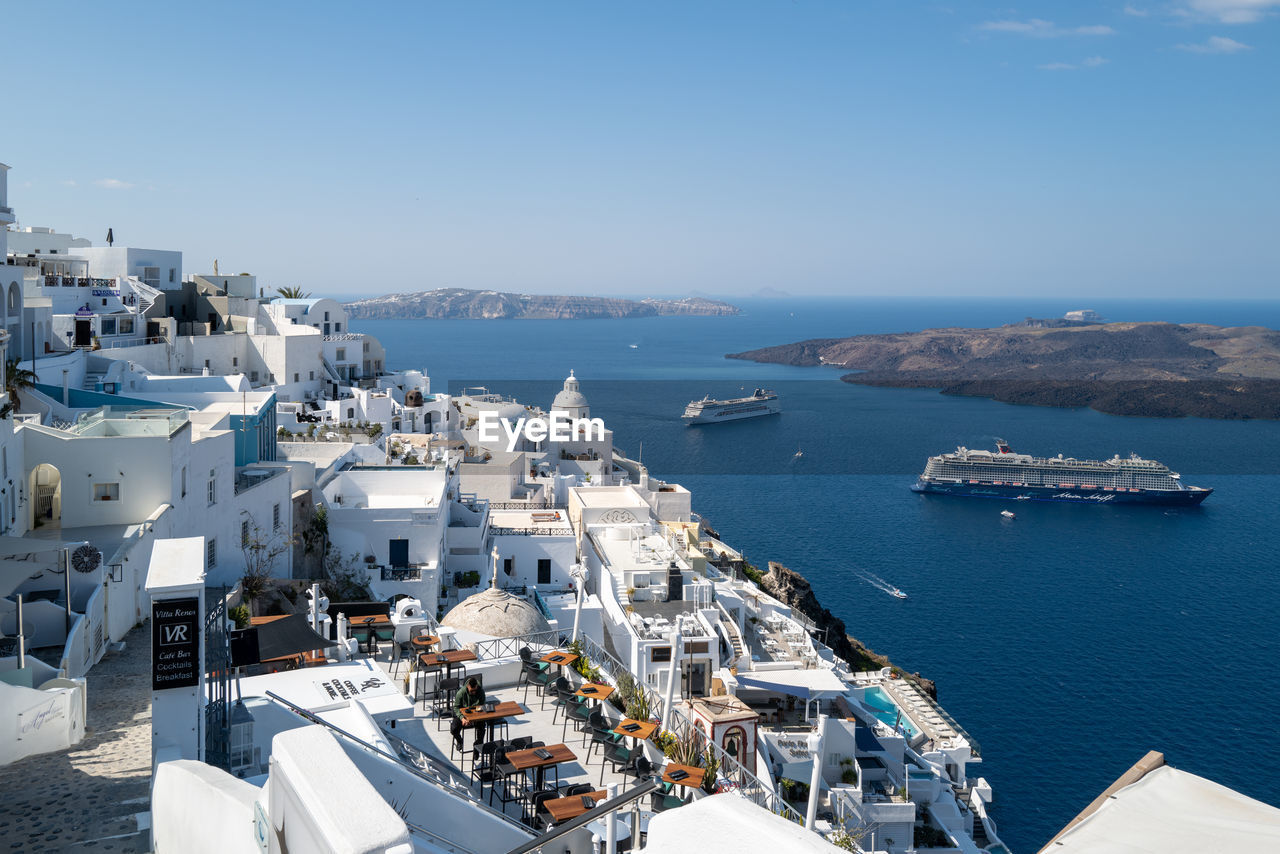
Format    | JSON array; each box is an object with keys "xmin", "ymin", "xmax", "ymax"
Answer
[{"xmin": 450, "ymin": 676, "xmax": 487, "ymax": 752}]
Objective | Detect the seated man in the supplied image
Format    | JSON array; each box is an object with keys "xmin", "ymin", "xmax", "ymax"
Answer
[{"xmin": 450, "ymin": 676, "xmax": 487, "ymax": 753}]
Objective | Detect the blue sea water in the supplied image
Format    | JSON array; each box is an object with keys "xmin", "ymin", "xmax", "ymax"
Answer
[{"xmin": 358, "ymin": 298, "xmax": 1280, "ymax": 852}]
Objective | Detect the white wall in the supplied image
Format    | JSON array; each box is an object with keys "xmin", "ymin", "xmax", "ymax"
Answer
[{"xmin": 0, "ymin": 679, "xmax": 86, "ymax": 766}]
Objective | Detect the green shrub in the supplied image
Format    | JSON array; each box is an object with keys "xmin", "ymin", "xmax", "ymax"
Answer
[{"xmin": 229, "ymin": 604, "xmax": 250, "ymax": 629}]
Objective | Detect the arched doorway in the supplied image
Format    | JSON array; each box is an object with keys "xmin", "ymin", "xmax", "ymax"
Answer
[{"xmin": 30, "ymin": 463, "xmax": 61, "ymax": 529}]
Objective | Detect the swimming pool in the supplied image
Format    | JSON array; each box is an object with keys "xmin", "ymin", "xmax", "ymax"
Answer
[{"xmin": 861, "ymin": 685, "xmax": 921, "ymax": 738}]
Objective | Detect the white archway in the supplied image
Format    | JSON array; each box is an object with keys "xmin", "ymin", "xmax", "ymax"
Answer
[{"xmin": 30, "ymin": 463, "xmax": 62, "ymax": 529}]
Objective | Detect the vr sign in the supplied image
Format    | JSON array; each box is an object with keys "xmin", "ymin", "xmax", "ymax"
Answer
[{"xmin": 152, "ymin": 598, "xmax": 200, "ymax": 690}]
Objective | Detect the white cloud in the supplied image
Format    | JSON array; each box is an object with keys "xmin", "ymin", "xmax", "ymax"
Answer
[
  {"xmin": 1179, "ymin": 0, "xmax": 1280, "ymax": 23},
  {"xmin": 980, "ymin": 18, "xmax": 1116, "ymax": 37},
  {"xmin": 1176, "ymin": 35, "xmax": 1253, "ymax": 52},
  {"xmin": 1037, "ymin": 56, "xmax": 1110, "ymax": 71},
  {"xmin": 1123, "ymin": 4, "xmax": 1151, "ymax": 15},
  {"xmin": 61, "ymin": 179, "xmax": 77, "ymax": 187},
  {"xmin": 93, "ymin": 178, "xmax": 135, "ymax": 190}
]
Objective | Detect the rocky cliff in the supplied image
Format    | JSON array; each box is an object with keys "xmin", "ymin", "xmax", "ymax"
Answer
[
  {"xmin": 345, "ymin": 288, "xmax": 740, "ymax": 320},
  {"xmin": 730, "ymin": 321, "xmax": 1280, "ymax": 419},
  {"xmin": 760, "ymin": 561, "xmax": 937, "ymax": 699}
]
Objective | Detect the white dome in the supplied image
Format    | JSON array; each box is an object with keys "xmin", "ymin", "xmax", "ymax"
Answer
[
  {"xmin": 496, "ymin": 402, "xmax": 527, "ymax": 422},
  {"xmin": 440, "ymin": 587, "xmax": 550, "ymax": 638},
  {"xmin": 552, "ymin": 369, "xmax": 589, "ymax": 417}
]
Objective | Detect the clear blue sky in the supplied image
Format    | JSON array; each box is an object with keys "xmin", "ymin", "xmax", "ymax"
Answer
[{"xmin": 4, "ymin": 1, "xmax": 1277, "ymax": 298}]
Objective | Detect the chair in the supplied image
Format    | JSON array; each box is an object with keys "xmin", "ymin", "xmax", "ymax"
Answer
[
  {"xmin": 600, "ymin": 740, "xmax": 634, "ymax": 785},
  {"xmin": 549, "ymin": 677, "xmax": 573, "ymax": 724},
  {"xmin": 522, "ymin": 661, "xmax": 553, "ymax": 708},
  {"xmin": 389, "ymin": 641, "xmax": 409, "ymax": 680},
  {"xmin": 633, "ymin": 756, "xmax": 654, "ymax": 782},
  {"xmin": 509, "ymin": 735, "xmax": 534, "ymax": 751},
  {"xmin": 434, "ymin": 675, "xmax": 461, "ymax": 730},
  {"xmin": 489, "ymin": 747, "xmax": 523, "ymax": 814},
  {"xmin": 565, "ymin": 783, "xmax": 596, "ymax": 796},
  {"xmin": 585, "ymin": 713, "xmax": 621, "ymax": 761},
  {"xmin": 562, "ymin": 695, "xmax": 591, "ymax": 741},
  {"xmin": 529, "ymin": 786, "xmax": 561, "ymax": 829},
  {"xmin": 649, "ymin": 782, "xmax": 685, "ymax": 813},
  {"xmin": 472, "ymin": 739, "xmax": 505, "ymax": 788}
]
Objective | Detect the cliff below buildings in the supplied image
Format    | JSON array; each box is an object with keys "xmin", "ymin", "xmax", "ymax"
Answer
[
  {"xmin": 729, "ymin": 320, "xmax": 1280, "ymax": 419},
  {"xmin": 345, "ymin": 288, "xmax": 740, "ymax": 320},
  {"xmin": 759, "ymin": 561, "xmax": 937, "ymax": 699}
]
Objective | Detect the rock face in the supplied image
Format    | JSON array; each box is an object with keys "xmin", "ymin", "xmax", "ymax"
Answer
[
  {"xmin": 345, "ymin": 288, "xmax": 740, "ymax": 320},
  {"xmin": 760, "ymin": 561, "xmax": 936, "ymax": 699},
  {"xmin": 729, "ymin": 321, "xmax": 1280, "ymax": 420}
]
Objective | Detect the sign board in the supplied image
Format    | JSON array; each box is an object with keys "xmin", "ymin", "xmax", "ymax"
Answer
[{"xmin": 152, "ymin": 597, "xmax": 200, "ymax": 690}]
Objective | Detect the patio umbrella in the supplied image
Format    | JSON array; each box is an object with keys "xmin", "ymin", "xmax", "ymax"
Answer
[{"xmin": 253, "ymin": 614, "xmax": 336, "ymax": 662}]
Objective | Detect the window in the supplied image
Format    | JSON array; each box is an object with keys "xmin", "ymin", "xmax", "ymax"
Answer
[
  {"xmin": 309, "ymin": 371, "xmax": 314, "ymax": 381},
  {"xmin": 293, "ymin": 373, "xmax": 299, "ymax": 383},
  {"xmin": 232, "ymin": 357, "xmax": 238, "ymax": 367},
  {"xmin": 324, "ymin": 311, "xmax": 330, "ymax": 321},
  {"xmin": 503, "ymin": 557, "xmax": 514, "ymax": 576},
  {"xmin": 272, "ymin": 504, "xmax": 281, "ymax": 531},
  {"xmin": 118, "ymin": 317, "xmax": 134, "ymax": 335},
  {"xmin": 537, "ymin": 558, "xmax": 552, "ymax": 585},
  {"xmin": 143, "ymin": 266, "xmax": 160, "ymax": 287},
  {"xmin": 336, "ymin": 348, "xmax": 346, "ymax": 361},
  {"xmin": 652, "ymin": 646, "xmax": 672, "ymax": 663},
  {"xmin": 101, "ymin": 298, "xmax": 108, "ymax": 307},
  {"xmin": 92, "ymin": 483, "xmax": 120, "ymax": 502},
  {"xmin": 207, "ymin": 469, "xmax": 217, "ymax": 505},
  {"xmin": 241, "ymin": 520, "xmax": 251, "ymax": 548},
  {"xmin": 688, "ymin": 641, "xmax": 709, "ymax": 654},
  {"xmin": 335, "ymin": 323, "xmax": 341, "ymax": 333},
  {"xmin": 169, "ymin": 268, "xmax": 176, "ymax": 283},
  {"xmin": 180, "ymin": 466, "xmax": 187, "ymax": 498},
  {"xmin": 250, "ymin": 371, "xmax": 259, "ymax": 383},
  {"xmin": 207, "ymin": 538, "xmax": 217, "ymax": 569},
  {"xmin": 347, "ymin": 408, "xmax": 355, "ymax": 419},
  {"xmin": 204, "ymin": 360, "xmax": 210, "ymax": 369},
  {"xmin": 100, "ymin": 317, "xmax": 117, "ymax": 336}
]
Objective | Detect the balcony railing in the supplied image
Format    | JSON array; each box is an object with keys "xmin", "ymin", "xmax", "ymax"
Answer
[{"xmin": 380, "ymin": 566, "xmax": 424, "ymax": 582}]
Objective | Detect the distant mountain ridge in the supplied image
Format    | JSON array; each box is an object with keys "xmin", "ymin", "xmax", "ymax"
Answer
[{"xmin": 344, "ymin": 288, "xmax": 740, "ymax": 320}]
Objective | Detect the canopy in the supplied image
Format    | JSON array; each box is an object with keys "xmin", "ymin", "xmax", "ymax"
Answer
[
  {"xmin": 645, "ymin": 794, "xmax": 842, "ymax": 853},
  {"xmin": 254, "ymin": 614, "xmax": 335, "ymax": 662},
  {"xmin": 1048, "ymin": 765, "xmax": 1280, "ymax": 853},
  {"xmin": 736, "ymin": 668, "xmax": 848, "ymax": 700}
]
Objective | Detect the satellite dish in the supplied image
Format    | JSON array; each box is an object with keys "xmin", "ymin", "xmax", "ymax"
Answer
[{"xmin": 71, "ymin": 545, "xmax": 103, "ymax": 574}]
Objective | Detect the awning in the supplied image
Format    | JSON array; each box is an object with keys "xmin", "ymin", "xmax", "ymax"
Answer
[
  {"xmin": 253, "ymin": 614, "xmax": 336, "ymax": 662},
  {"xmin": 736, "ymin": 668, "xmax": 848, "ymax": 700},
  {"xmin": 645, "ymin": 794, "xmax": 839, "ymax": 853}
]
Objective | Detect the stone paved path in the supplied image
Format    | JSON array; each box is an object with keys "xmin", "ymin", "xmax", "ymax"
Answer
[{"xmin": 0, "ymin": 625, "xmax": 152, "ymax": 852}]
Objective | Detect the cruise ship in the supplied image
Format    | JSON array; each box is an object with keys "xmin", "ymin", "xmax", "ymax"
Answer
[
  {"xmin": 911, "ymin": 439, "xmax": 1213, "ymax": 506},
  {"xmin": 682, "ymin": 388, "xmax": 780, "ymax": 424}
]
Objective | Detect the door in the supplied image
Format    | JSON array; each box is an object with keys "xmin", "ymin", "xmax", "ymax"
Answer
[
  {"xmin": 75, "ymin": 319, "xmax": 92, "ymax": 346},
  {"xmin": 388, "ymin": 539, "xmax": 409, "ymax": 568}
]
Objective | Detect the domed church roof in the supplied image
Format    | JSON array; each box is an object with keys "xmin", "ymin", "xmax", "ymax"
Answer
[
  {"xmin": 440, "ymin": 587, "xmax": 550, "ymax": 638},
  {"xmin": 553, "ymin": 369, "xmax": 589, "ymax": 413}
]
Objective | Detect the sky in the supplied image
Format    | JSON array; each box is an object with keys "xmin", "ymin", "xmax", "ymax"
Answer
[{"xmin": 3, "ymin": 1, "xmax": 1277, "ymax": 299}]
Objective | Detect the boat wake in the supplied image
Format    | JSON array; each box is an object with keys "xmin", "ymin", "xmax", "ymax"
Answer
[{"xmin": 853, "ymin": 567, "xmax": 908, "ymax": 599}]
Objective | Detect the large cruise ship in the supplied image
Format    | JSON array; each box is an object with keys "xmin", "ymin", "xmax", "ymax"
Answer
[
  {"xmin": 682, "ymin": 388, "xmax": 780, "ymax": 424},
  {"xmin": 911, "ymin": 439, "xmax": 1213, "ymax": 506}
]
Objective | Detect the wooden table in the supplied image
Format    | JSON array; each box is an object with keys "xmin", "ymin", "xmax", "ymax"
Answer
[
  {"xmin": 574, "ymin": 683, "xmax": 615, "ymax": 703},
  {"xmin": 458, "ymin": 700, "xmax": 524, "ymax": 743},
  {"xmin": 662, "ymin": 763, "xmax": 707, "ymax": 792},
  {"xmin": 418, "ymin": 648, "xmax": 477, "ymax": 679},
  {"xmin": 410, "ymin": 634, "xmax": 440, "ymax": 649},
  {"xmin": 541, "ymin": 650, "xmax": 578, "ymax": 674},
  {"xmin": 505, "ymin": 742, "xmax": 577, "ymax": 792},
  {"xmin": 541, "ymin": 789, "xmax": 607, "ymax": 824},
  {"xmin": 612, "ymin": 718, "xmax": 657, "ymax": 742}
]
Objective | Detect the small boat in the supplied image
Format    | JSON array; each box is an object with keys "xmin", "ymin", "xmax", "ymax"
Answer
[
  {"xmin": 793, "ymin": 445, "xmax": 803, "ymax": 459},
  {"xmin": 1001, "ymin": 510, "xmax": 1016, "ymax": 519},
  {"xmin": 1015, "ymin": 494, "xmax": 1031, "ymax": 500},
  {"xmin": 629, "ymin": 344, "xmax": 639, "ymax": 349},
  {"xmin": 889, "ymin": 588, "xmax": 907, "ymax": 599}
]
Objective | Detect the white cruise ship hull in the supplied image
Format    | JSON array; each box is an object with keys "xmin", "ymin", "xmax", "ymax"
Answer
[{"xmin": 682, "ymin": 401, "xmax": 781, "ymax": 424}]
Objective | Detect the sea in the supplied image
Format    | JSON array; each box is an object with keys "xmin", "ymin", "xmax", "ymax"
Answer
[{"xmin": 355, "ymin": 297, "xmax": 1280, "ymax": 852}]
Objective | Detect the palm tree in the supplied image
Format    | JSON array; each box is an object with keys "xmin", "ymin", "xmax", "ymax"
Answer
[
  {"xmin": 6, "ymin": 358, "xmax": 35, "ymax": 410},
  {"xmin": 276, "ymin": 286, "xmax": 311, "ymax": 299}
]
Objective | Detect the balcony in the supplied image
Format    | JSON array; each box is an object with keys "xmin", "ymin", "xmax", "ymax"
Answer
[
  {"xmin": 234, "ymin": 466, "xmax": 288, "ymax": 495},
  {"xmin": 380, "ymin": 566, "xmax": 424, "ymax": 582}
]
